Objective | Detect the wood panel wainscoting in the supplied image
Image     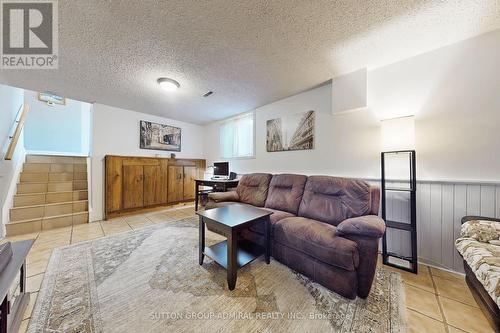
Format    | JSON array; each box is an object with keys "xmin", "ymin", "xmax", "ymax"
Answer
[{"xmin": 105, "ymin": 155, "xmax": 205, "ymax": 219}]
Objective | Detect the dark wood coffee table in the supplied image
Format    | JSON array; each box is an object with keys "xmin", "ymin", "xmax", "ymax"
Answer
[{"xmin": 196, "ymin": 203, "xmax": 273, "ymax": 290}]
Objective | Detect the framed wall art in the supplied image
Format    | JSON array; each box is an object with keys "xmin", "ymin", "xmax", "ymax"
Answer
[{"xmin": 140, "ymin": 120, "xmax": 181, "ymax": 151}]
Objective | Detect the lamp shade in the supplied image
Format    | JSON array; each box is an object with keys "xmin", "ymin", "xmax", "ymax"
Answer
[{"xmin": 381, "ymin": 116, "xmax": 415, "ymax": 151}]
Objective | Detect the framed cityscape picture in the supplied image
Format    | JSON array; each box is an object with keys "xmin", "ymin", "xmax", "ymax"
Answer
[
  {"xmin": 266, "ymin": 111, "xmax": 315, "ymax": 152},
  {"xmin": 140, "ymin": 120, "xmax": 181, "ymax": 151}
]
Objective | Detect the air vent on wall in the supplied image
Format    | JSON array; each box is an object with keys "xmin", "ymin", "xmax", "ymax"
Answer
[{"xmin": 203, "ymin": 91, "xmax": 214, "ymax": 97}]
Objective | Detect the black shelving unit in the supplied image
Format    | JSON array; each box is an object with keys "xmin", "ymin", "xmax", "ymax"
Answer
[{"xmin": 381, "ymin": 150, "xmax": 417, "ymax": 274}]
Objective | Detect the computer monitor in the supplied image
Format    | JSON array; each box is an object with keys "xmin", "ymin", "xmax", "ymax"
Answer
[{"xmin": 213, "ymin": 162, "xmax": 229, "ymax": 178}]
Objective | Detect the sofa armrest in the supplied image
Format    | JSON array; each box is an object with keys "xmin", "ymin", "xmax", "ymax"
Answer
[
  {"xmin": 461, "ymin": 215, "xmax": 500, "ymax": 225},
  {"xmin": 336, "ymin": 217, "xmax": 384, "ymax": 299},
  {"xmin": 336, "ymin": 215, "xmax": 386, "ymax": 238},
  {"xmin": 207, "ymin": 191, "xmax": 239, "ymax": 203}
]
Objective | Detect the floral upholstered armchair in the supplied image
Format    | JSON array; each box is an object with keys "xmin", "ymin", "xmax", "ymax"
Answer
[{"xmin": 455, "ymin": 216, "xmax": 500, "ymax": 332}]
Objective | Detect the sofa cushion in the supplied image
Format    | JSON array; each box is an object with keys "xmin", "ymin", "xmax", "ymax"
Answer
[
  {"xmin": 459, "ymin": 219, "xmax": 500, "ymax": 244},
  {"xmin": 265, "ymin": 174, "xmax": 307, "ymax": 214},
  {"xmin": 249, "ymin": 208, "xmax": 295, "ymax": 235},
  {"xmin": 236, "ymin": 173, "xmax": 273, "ymax": 207},
  {"xmin": 273, "ymin": 217, "xmax": 359, "ymax": 271},
  {"xmin": 298, "ymin": 176, "xmax": 372, "ymax": 226}
]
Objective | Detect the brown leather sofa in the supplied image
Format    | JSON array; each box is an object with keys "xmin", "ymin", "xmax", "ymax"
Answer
[{"xmin": 206, "ymin": 173, "xmax": 385, "ymax": 299}]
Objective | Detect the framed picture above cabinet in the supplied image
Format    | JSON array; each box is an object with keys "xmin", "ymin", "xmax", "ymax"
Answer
[{"xmin": 140, "ymin": 120, "xmax": 181, "ymax": 152}]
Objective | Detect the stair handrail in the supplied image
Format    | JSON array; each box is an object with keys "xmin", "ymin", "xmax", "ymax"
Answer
[{"xmin": 4, "ymin": 103, "xmax": 29, "ymax": 161}]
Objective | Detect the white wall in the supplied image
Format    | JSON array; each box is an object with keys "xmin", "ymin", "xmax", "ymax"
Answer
[
  {"xmin": 81, "ymin": 103, "xmax": 92, "ymax": 154},
  {"xmin": 0, "ymin": 84, "xmax": 26, "ymax": 235},
  {"xmin": 369, "ymin": 29, "xmax": 500, "ymax": 182},
  {"xmin": 205, "ymin": 30, "xmax": 500, "ymax": 183},
  {"xmin": 23, "ymin": 90, "xmax": 92, "ymax": 156},
  {"xmin": 0, "ymin": 84, "xmax": 24, "ymax": 153},
  {"xmin": 204, "ymin": 83, "xmax": 381, "ymax": 177},
  {"xmin": 90, "ymin": 104, "xmax": 205, "ymax": 221}
]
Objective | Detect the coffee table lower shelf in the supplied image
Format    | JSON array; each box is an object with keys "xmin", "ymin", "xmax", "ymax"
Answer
[{"xmin": 204, "ymin": 240, "xmax": 264, "ymax": 269}]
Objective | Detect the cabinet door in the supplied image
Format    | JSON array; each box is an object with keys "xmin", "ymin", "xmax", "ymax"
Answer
[
  {"xmin": 183, "ymin": 166, "xmax": 197, "ymax": 200},
  {"xmin": 105, "ymin": 156, "xmax": 123, "ymax": 214},
  {"xmin": 159, "ymin": 159, "xmax": 169, "ymax": 204},
  {"xmin": 167, "ymin": 165, "xmax": 184, "ymax": 203},
  {"xmin": 144, "ymin": 165, "xmax": 162, "ymax": 206},
  {"xmin": 123, "ymin": 165, "xmax": 144, "ymax": 209}
]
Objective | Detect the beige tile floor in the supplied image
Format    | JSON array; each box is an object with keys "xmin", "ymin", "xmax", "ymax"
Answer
[{"xmin": 2, "ymin": 205, "xmax": 494, "ymax": 333}]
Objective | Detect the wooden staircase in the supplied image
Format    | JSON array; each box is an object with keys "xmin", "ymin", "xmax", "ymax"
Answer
[{"xmin": 5, "ymin": 155, "xmax": 89, "ymax": 236}]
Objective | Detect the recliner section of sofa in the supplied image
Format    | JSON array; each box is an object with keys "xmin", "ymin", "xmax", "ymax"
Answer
[
  {"xmin": 236, "ymin": 173, "xmax": 272, "ymax": 206},
  {"xmin": 298, "ymin": 176, "xmax": 373, "ymax": 225},
  {"xmin": 264, "ymin": 174, "xmax": 307, "ymax": 214},
  {"xmin": 206, "ymin": 173, "xmax": 272, "ymax": 207},
  {"xmin": 273, "ymin": 217, "xmax": 359, "ymax": 270},
  {"xmin": 205, "ymin": 173, "xmax": 385, "ymax": 299}
]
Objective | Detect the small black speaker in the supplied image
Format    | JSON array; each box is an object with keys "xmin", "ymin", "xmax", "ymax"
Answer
[{"xmin": 229, "ymin": 172, "xmax": 237, "ymax": 180}]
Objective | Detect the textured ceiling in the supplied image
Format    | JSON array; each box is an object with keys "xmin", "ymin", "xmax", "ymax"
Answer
[{"xmin": 1, "ymin": 0, "xmax": 499, "ymax": 124}]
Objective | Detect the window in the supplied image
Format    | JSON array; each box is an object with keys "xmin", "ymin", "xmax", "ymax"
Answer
[{"xmin": 219, "ymin": 112, "xmax": 254, "ymax": 159}]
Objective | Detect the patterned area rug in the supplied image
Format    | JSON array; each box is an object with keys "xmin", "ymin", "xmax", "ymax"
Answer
[{"xmin": 28, "ymin": 217, "xmax": 406, "ymax": 333}]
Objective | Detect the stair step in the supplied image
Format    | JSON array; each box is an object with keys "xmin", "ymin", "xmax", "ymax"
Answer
[
  {"xmin": 12, "ymin": 199, "xmax": 88, "ymax": 207},
  {"xmin": 9, "ymin": 211, "xmax": 89, "ymax": 225},
  {"xmin": 20, "ymin": 172, "xmax": 49, "ymax": 183},
  {"xmin": 17, "ymin": 183, "xmax": 47, "ymax": 194},
  {"xmin": 20, "ymin": 172, "xmax": 87, "ymax": 183},
  {"xmin": 46, "ymin": 190, "xmax": 88, "ymax": 203},
  {"xmin": 10, "ymin": 205, "xmax": 44, "ymax": 221},
  {"xmin": 7, "ymin": 216, "xmax": 44, "ymax": 225},
  {"xmin": 23, "ymin": 163, "xmax": 86, "ymax": 173},
  {"xmin": 10, "ymin": 200, "xmax": 89, "ymax": 221},
  {"xmin": 13, "ymin": 190, "xmax": 88, "ymax": 207},
  {"xmin": 42, "ymin": 214, "xmax": 75, "ymax": 230},
  {"xmin": 42, "ymin": 211, "xmax": 89, "ymax": 229},
  {"xmin": 72, "ymin": 211, "xmax": 89, "ymax": 225},
  {"xmin": 5, "ymin": 211, "xmax": 89, "ymax": 236},
  {"xmin": 26, "ymin": 155, "xmax": 87, "ymax": 164},
  {"xmin": 13, "ymin": 193, "xmax": 46, "ymax": 206},
  {"xmin": 16, "ymin": 180, "xmax": 87, "ymax": 194},
  {"xmin": 5, "ymin": 218, "xmax": 42, "ymax": 236},
  {"xmin": 6, "ymin": 155, "xmax": 90, "ymax": 236}
]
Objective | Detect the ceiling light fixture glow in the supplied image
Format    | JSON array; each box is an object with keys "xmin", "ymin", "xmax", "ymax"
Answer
[{"xmin": 157, "ymin": 78, "xmax": 180, "ymax": 92}]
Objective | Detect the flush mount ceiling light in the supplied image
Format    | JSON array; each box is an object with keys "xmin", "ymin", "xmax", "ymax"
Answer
[{"xmin": 157, "ymin": 78, "xmax": 180, "ymax": 92}]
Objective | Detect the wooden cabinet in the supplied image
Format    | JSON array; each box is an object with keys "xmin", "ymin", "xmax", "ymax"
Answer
[
  {"xmin": 143, "ymin": 165, "xmax": 162, "ymax": 206},
  {"xmin": 105, "ymin": 155, "xmax": 205, "ymax": 219},
  {"xmin": 167, "ymin": 165, "xmax": 197, "ymax": 203},
  {"xmin": 183, "ymin": 166, "xmax": 197, "ymax": 200},
  {"xmin": 167, "ymin": 165, "xmax": 184, "ymax": 203},
  {"xmin": 123, "ymin": 165, "xmax": 144, "ymax": 209}
]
